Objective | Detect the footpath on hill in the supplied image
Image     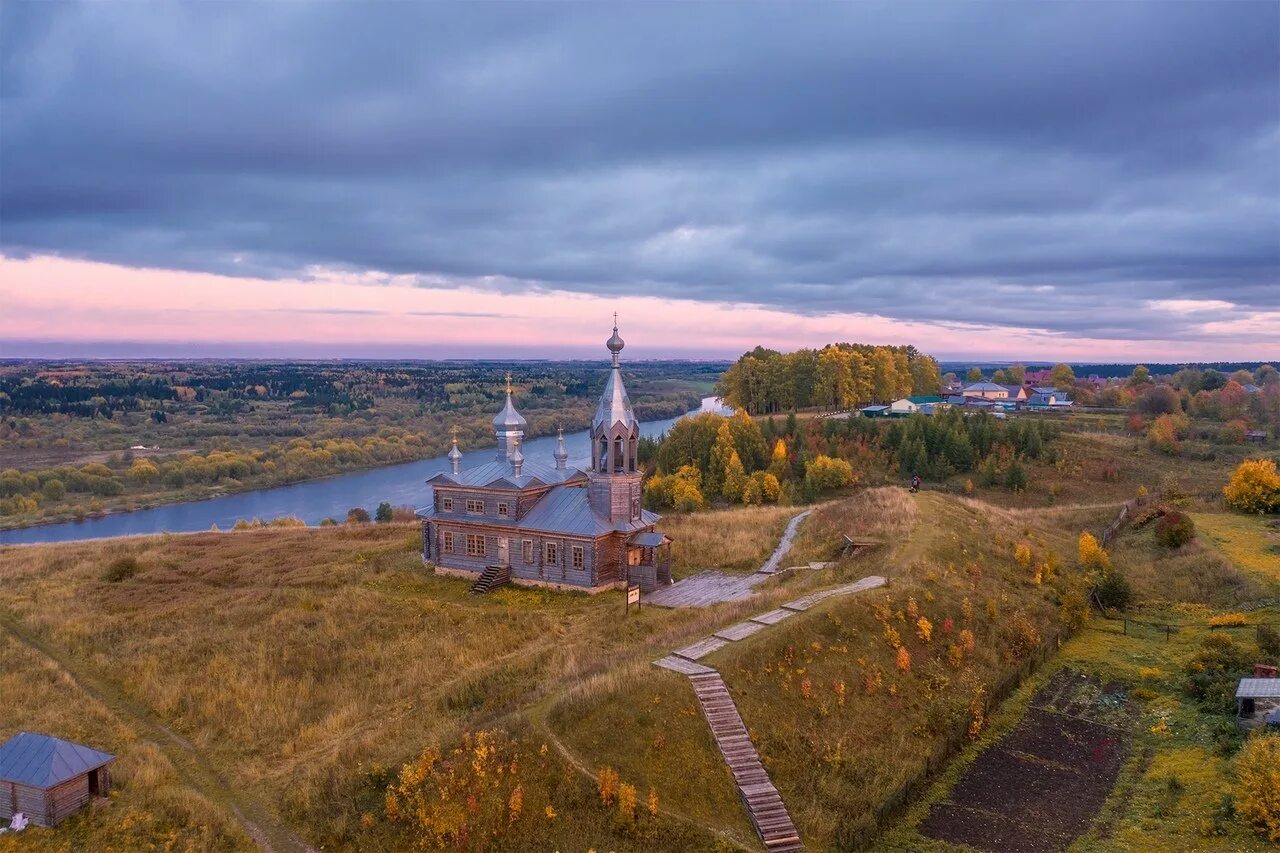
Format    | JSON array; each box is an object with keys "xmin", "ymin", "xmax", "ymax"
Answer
[{"xmin": 0, "ymin": 612, "xmax": 316, "ymax": 853}]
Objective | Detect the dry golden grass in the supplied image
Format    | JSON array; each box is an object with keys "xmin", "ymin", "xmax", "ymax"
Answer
[
  {"xmin": 2, "ymin": 520, "xmax": 816, "ymax": 849},
  {"xmin": 0, "ymin": 633, "xmax": 251, "ymax": 851},
  {"xmin": 662, "ymin": 503, "xmax": 801, "ymax": 575}
]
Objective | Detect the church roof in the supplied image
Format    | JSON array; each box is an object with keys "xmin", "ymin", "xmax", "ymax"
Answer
[
  {"xmin": 426, "ymin": 459, "xmax": 584, "ymax": 490},
  {"xmin": 593, "ymin": 365, "xmax": 638, "ymax": 433},
  {"xmin": 0, "ymin": 732, "xmax": 114, "ymax": 788},
  {"xmin": 519, "ymin": 484, "xmax": 659, "ymax": 536}
]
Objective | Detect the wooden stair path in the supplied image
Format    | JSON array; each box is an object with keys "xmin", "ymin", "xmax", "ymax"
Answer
[
  {"xmin": 689, "ymin": 671, "xmax": 803, "ymax": 853},
  {"xmin": 469, "ymin": 564, "xmax": 510, "ymax": 594}
]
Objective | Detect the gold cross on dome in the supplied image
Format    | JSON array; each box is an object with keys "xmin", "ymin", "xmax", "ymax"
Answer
[{"xmin": 505, "ymin": 371, "xmax": 512, "ymax": 394}]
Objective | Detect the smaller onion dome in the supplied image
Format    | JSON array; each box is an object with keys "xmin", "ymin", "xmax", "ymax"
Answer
[
  {"xmin": 447, "ymin": 430, "xmax": 463, "ymax": 475},
  {"xmin": 553, "ymin": 426, "xmax": 568, "ymax": 469},
  {"xmin": 509, "ymin": 437, "xmax": 524, "ymax": 476}
]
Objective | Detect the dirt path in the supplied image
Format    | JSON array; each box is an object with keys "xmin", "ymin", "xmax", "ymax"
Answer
[{"xmin": 0, "ymin": 613, "xmax": 315, "ymax": 853}]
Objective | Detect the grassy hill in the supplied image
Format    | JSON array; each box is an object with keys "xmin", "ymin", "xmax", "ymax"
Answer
[{"xmin": 1, "ymin": 453, "xmax": 1274, "ymax": 850}]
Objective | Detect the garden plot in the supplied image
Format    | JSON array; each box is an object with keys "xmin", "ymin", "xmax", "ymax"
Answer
[{"xmin": 921, "ymin": 670, "xmax": 1132, "ymax": 852}]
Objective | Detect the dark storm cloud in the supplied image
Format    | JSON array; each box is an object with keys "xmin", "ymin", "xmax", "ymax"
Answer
[{"xmin": 1, "ymin": 1, "xmax": 1277, "ymax": 342}]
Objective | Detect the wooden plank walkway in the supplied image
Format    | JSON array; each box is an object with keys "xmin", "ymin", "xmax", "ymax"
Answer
[
  {"xmin": 674, "ymin": 636, "xmax": 730, "ymax": 660},
  {"xmin": 651, "ymin": 573, "xmax": 888, "ymax": 852},
  {"xmin": 690, "ymin": 672, "xmax": 803, "ymax": 852},
  {"xmin": 646, "ymin": 509, "xmax": 813, "ymax": 607},
  {"xmin": 714, "ymin": 620, "xmax": 767, "ymax": 642},
  {"xmin": 652, "ymin": 654, "xmax": 716, "ymax": 676}
]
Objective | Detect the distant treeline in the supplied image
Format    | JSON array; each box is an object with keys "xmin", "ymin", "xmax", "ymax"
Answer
[{"xmin": 717, "ymin": 344, "xmax": 942, "ymax": 415}]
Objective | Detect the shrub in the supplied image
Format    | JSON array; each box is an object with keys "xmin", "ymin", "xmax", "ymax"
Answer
[
  {"xmin": 1224, "ymin": 459, "xmax": 1280, "ymax": 514},
  {"xmin": 375, "ymin": 501, "xmax": 394, "ymax": 523},
  {"xmin": 896, "ymin": 646, "xmax": 911, "ymax": 672},
  {"xmin": 804, "ymin": 455, "xmax": 855, "ymax": 494},
  {"xmin": 741, "ymin": 471, "xmax": 781, "ymax": 505},
  {"xmin": 1207, "ymin": 612, "xmax": 1248, "ymax": 628},
  {"xmin": 1154, "ymin": 511, "xmax": 1195, "ymax": 548},
  {"xmin": 1235, "ymin": 734, "xmax": 1280, "ymax": 842},
  {"xmin": 1259, "ymin": 624, "xmax": 1280, "ymax": 659},
  {"xmin": 346, "ymin": 507, "xmax": 372, "ymax": 524},
  {"xmin": 1184, "ymin": 632, "xmax": 1253, "ymax": 712},
  {"xmin": 1095, "ymin": 571, "xmax": 1132, "ymax": 611},
  {"xmin": 1147, "ymin": 414, "xmax": 1184, "ymax": 455},
  {"xmin": 1220, "ymin": 420, "xmax": 1248, "ymax": 445},
  {"xmin": 101, "ymin": 556, "xmax": 139, "ymax": 583}
]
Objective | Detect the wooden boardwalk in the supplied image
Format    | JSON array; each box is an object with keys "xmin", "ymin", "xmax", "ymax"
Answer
[
  {"xmin": 689, "ymin": 672, "xmax": 803, "ymax": 853},
  {"xmin": 650, "ymin": 572, "xmax": 888, "ymax": 852},
  {"xmin": 645, "ymin": 509, "xmax": 813, "ymax": 608}
]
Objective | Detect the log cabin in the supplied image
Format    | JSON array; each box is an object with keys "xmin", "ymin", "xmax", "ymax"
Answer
[{"xmin": 0, "ymin": 732, "xmax": 114, "ymax": 827}]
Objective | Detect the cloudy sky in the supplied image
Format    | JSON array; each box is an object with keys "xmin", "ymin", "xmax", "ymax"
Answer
[{"xmin": 1, "ymin": 2, "xmax": 1277, "ymax": 361}]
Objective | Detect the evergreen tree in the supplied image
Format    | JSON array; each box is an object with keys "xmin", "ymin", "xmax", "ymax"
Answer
[{"xmin": 785, "ymin": 411, "xmax": 798, "ymax": 437}]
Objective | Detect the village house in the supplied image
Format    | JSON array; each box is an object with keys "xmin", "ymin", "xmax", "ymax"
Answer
[
  {"xmin": 960, "ymin": 381, "xmax": 1009, "ymax": 400},
  {"xmin": 887, "ymin": 395, "xmax": 947, "ymax": 416},
  {"xmin": 417, "ymin": 322, "xmax": 672, "ymax": 593},
  {"xmin": 0, "ymin": 732, "xmax": 114, "ymax": 828}
]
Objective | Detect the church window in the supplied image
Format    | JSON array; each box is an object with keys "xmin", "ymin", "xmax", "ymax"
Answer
[
  {"xmin": 632, "ymin": 497, "xmax": 641, "ymax": 519},
  {"xmin": 545, "ymin": 542, "xmax": 559, "ymax": 564},
  {"xmin": 614, "ymin": 436, "xmax": 624, "ymax": 471},
  {"xmin": 440, "ymin": 496, "xmax": 453, "ymax": 512},
  {"xmin": 522, "ymin": 539, "xmax": 534, "ymax": 563},
  {"xmin": 466, "ymin": 499, "xmax": 484, "ymax": 514},
  {"xmin": 441, "ymin": 531, "xmax": 454, "ymax": 554},
  {"xmin": 572, "ymin": 545, "xmax": 584, "ymax": 569},
  {"xmin": 497, "ymin": 502, "xmax": 510, "ymax": 518},
  {"xmin": 466, "ymin": 534, "xmax": 486, "ymax": 557}
]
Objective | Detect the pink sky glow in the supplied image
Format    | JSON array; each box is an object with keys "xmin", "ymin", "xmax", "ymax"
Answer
[{"xmin": 1, "ymin": 255, "xmax": 1273, "ymax": 362}]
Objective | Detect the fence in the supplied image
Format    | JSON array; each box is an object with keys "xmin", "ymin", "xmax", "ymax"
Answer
[
  {"xmin": 847, "ymin": 628, "xmax": 1071, "ymax": 850},
  {"xmin": 1101, "ymin": 492, "xmax": 1151, "ymax": 546}
]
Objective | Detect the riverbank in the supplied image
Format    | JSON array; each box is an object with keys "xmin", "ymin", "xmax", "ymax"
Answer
[{"xmin": 0, "ymin": 401, "xmax": 722, "ymax": 546}]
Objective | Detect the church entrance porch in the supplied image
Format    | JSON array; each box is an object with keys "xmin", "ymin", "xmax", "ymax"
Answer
[{"xmin": 626, "ymin": 531, "xmax": 672, "ymax": 592}]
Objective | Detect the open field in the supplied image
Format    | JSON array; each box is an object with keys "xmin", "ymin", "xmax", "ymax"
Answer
[
  {"xmin": 661, "ymin": 503, "xmax": 801, "ymax": 576},
  {"xmin": 0, "ymin": 523, "xmax": 742, "ymax": 850}
]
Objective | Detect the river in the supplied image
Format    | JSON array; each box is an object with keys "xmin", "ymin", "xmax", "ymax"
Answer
[{"xmin": 0, "ymin": 397, "xmax": 731, "ymax": 546}]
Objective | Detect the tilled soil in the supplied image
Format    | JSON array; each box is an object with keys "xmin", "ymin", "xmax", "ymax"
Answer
[{"xmin": 920, "ymin": 670, "xmax": 1132, "ymax": 852}]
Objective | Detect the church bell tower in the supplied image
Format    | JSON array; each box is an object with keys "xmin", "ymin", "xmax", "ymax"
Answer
[{"xmin": 588, "ymin": 317, "xmax": 643, "ymax": 524}]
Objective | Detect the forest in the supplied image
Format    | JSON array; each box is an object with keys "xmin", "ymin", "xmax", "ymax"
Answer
[{"xmin": 715, "ymin": 343, "xmax": 942, "ymax": 414}]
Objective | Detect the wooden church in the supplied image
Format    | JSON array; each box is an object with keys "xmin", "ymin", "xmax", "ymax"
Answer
[{"xmin": 418, "ymin": 322, "xmax": 672, "ymax": 592}]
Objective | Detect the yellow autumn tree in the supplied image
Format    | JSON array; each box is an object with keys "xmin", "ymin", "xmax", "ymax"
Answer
[
  {"xmin": 896, "ymin": 646, "xmax": 912, "ymax": 672},
  {"xmin": 1224, "ymin": 459, "xmax": 1280, "ymax": 514},
  {"xmin": 722, "ymin": 450, "xmax": 748, "ymax": 502},
  {"xmin": 767, "ymin": 438, "xmax": 790, "ymax": 480},
  {"xmin": 1078, "ymin": 531, "xmax": 1111, "ymax": 571},
  {"xmin": 1235, "ymin": 733, "xmax": 1280, "ymax": 842}
]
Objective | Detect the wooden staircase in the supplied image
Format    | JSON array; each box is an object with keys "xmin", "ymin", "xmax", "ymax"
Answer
[
  {"xmin": 470, "ymin": 564, "xmax": 510, "ymax": 594},
  {"xmin": 688, "ymin": 671, "xmax": 803, "ymax": 852}
]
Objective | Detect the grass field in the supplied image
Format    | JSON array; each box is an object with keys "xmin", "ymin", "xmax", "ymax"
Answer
[
  {"xmin": 0, "ymin": 523, "xmax": 741, "ymax": 850},
  {"xmin": 2, "ymin": 453, "xmax": 1272, "ymax": 850}
]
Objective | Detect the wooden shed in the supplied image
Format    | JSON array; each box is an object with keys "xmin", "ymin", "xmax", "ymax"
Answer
[{"xmin": 0, "ymin": 732, "xmax": 115, "ymax": 827}]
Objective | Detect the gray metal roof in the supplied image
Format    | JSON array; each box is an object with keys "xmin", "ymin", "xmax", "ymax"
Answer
[
  {"xmin": 963, "ymin": 382, "xmax": 1008, "ymax": 392},
  {"xmin": 630, "ymin": 531, "xmax": 669, "ymax": 547},
  {"xmin": 1236, "ymin": 678, "xmax": 1280, "ymax": 699},
  {"xmin": 0, "ymin": 732, "xmax": 114, "ymax": 788},
  {"xmin": 492, "ymin": 383, "xmax": 527, "ymax": 429},
  {"xmin": 520, "ymin": 484, "xmax": 660, "ymax": 536},
  {"xmin": 593, "ymin": 364, "xmax": 638, "ymax": 434},
  {"xmin": 427, "ymin": 459, "xmax": 586, "ymax": 489}
]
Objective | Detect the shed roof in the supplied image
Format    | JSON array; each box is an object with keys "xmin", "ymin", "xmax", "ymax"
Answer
[
  {"xmin": 907, "ymin": 395, "xmax": 944, "ymax": 404},
  {"xmin": 629, "ymin": 531, "xmax": 669, "ymax": 547},
  {"xmin": 0, "ymin": 732, "xmax": 114, "ymax": 788},
  {"xmin": 1236, "ymin": 678, "xmax": 1280, "ymax": 700}
]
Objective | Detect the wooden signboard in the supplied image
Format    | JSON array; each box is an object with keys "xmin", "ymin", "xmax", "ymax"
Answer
[{"xmin": 626, "ymin": 584, "xmax": 641, "ymax": 613}]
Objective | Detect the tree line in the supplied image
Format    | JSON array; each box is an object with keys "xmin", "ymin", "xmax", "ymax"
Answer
[{"xmin": 716, "ymin": 343, "xmax": 942, "ymax": 415}]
